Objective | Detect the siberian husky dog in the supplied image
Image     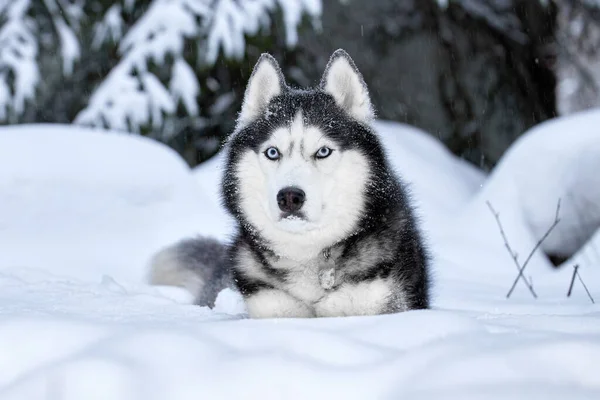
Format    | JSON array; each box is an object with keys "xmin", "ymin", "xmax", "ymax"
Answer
[{"xmin": 149, "ymin": 49, "xmax": 431, "ymax": 318}]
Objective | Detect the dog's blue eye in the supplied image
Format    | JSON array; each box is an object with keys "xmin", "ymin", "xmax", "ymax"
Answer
[
  {"xmin": 264, "ymin": 147, "xmax": 280, "ymax": 160},
  {"xmin": 315, "ymin": 146, "xmax": 332, "ymax": 159}
]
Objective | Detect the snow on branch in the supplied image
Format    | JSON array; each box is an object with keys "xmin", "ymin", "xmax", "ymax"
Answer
[
  {"xmin": 92, "ymin": 4, "xmax": 125, "ymax": 49},
  {"xmin": 76, "ymin": 0, "xmax": 203, "ymax": 134},
  {"xmin": 0, "ymin": 0, "xmax": 39, "ymax": 121},
  {"xmin": 76, "ymin": 0, "xmax": 322, "ymax": 137},
  {"xmin": 205, "ymin": 0, "xmax": 321, "ymax": 64},
  {"xmin": 42, "ymin": 0, "xmax": 81, "ymax": 75}
]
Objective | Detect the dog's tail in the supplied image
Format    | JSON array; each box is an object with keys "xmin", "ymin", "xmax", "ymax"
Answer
[{"xmin": 148, "ymin": 236, "xmax": 233, "ymax": 307}]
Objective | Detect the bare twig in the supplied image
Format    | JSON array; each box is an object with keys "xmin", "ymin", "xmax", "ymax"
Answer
[
  {"xmin": 506, "ymin": 199, "xmax": 562, "ymax": 299},
  {"xmin": 486, "ymin": 201, "xmax": 537, "ymax": 298},
  {"xmin": 576, "ymin": 268, "xmax": 596, "ymax": 304},
  {"xmin": 567, "ymin": 264, "xmax": 579, "ymax": 297},
  {"xmin": 568, "ymin": 264, "xmax": 596, "ymax": 304}
]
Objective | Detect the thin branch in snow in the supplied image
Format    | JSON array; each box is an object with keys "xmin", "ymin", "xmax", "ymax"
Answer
[
  {"xmin": 577, "ymin": 269, "xmax": 595, "ymax": 304},
  {"xmin": 506, "ymin": 199, "xmax": 562, "ymax": 299},
  {"xmin": 567, "ymin": 264, "xmax": 579, "ymax": 297},
  {"xmin": 568, "ymin": 264, "xmax": 596, "ymax": 304},
  {"xmin": 486, "ymin": 201, "xmax": 537, "ymax": 298},
  {"xmin": 518, "ymin": 200, "xmax": 562, "ymax": 275}
]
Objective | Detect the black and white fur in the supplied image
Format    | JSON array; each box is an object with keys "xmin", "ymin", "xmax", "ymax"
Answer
[{"xmin": 149, "ymin": 49, "xmax": 430, "ymax": 318}]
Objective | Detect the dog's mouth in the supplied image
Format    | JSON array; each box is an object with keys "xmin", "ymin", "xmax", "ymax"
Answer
[
  {"xmin": 279, "ymin": 211, "xmax": 306, "ymax": 221},
  {"xmin": 276, "ymin": 211, "xmax": 320, "ymax": 233}
]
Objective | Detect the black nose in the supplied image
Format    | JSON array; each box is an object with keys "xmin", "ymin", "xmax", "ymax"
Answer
[{"xmin": 277, "ymin": 187, "xmax": 305, "ymax": 213}]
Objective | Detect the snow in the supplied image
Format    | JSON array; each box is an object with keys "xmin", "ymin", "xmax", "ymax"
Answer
[
  {"xmin": 0, "ymin": 124, "xmax": 228, "ymax": 283},
  {"xmin": 1, "ymin": 113, "xmax": 600, "ymax": 399},
  {"xmin": 478, "ymin": 109, "xmax": 600, "ymax": 258}
]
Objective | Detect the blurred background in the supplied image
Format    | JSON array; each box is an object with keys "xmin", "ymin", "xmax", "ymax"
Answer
[{"xmin": 0, "ymin": 0, "xmax": 598, "ymax": 171}]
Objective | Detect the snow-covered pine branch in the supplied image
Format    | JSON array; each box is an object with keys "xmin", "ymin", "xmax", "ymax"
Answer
[
  {"xmin": 0, "ymin": 0, "xmax": 83, "ymax": 122},
  {"xmin": 76, "ymin": 0, "xmax": 203, "ymax": 135},
  {"xmin": 42, "ymin": 0, "xmax": 82, "ymax": 75},
  {"xmin": 205, "ymin": 0, "xmax": 321, "ymax": 64},
  {"xmin": 76, "ymin": 0, "xmax": 321, "ymax": 138},
  {"xmin": 91, "ymin": 4, "xmax": 126, "ymax": 49},
  {"xmin": 0, "ymin": 0, "xmax": 39, "ymax": 122}
]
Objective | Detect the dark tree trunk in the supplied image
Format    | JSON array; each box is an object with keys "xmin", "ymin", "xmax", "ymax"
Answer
[{"xmin": 284, "ymin": 0, "xmax": 558, "ymax": 171}]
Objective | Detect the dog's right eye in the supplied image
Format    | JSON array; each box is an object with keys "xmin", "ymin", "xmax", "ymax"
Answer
[{"xmin": 264, "ymin": 147, "xmax": 280, "ymax": 160}]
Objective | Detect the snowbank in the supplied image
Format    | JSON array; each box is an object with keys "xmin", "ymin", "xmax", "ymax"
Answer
[
  {"xmin": 1, "ymin": 116, "xmax": 599, "ymax": 399},
  {"xmin": 429, "ymin": 110, "xmax": 600, "ymax": 306},
  {"xmin": 0, "ymin": 124, "xmax": 228, "ymax": 283},
  {"xmin": 481, "ymin": 108, "xmax": 600, "ymax": 258},
  {"xmin": 373, "ymin": 120, "xmax": 485, "ymax": 228}
]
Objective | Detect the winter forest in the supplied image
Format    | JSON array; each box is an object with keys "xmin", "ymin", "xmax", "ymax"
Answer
[
  {"xmin": 1, "ymin": 0, "xmax": 600, "ymax": 399},
  {"xmin": 1, "ymin": 0, "xmax": 599, "ymax": 168}
]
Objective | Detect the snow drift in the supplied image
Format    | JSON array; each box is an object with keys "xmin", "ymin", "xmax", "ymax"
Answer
[
  {"xmin": 0, "ymin": 112, "xmax": 599, "ymax": 399},
  {"xmin": 0, "ymin": 124, "xmax": 229, "ymax": 284}
]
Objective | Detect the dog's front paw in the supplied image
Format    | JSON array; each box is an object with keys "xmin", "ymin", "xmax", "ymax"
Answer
[
  {"xmin": 314, "ymin": 278, "xmax": 394, "ymax": 317},
  {"xmin": 244, "ymin": 289, "xmax": 315, "ymax": 318}
]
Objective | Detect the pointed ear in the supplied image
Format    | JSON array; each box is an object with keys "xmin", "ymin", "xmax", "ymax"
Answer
[
  {"xmin": 320, "ymin": 49, "xmax": 374, "ymax": 123},
  {"xmin": 237, "ymin": 53, "xmax": 286, "ymax": 129}
]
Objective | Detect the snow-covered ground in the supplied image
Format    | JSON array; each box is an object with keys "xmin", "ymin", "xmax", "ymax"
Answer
[{"xmin": 1, "ymin": 114, "xmax": 599, "ymax": 399}]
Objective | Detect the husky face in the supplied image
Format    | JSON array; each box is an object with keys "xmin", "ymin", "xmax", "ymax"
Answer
[
  {"xmin": 222, "ymin": 50, "xmax": 381, "ymax": 260},
  {"xmin": 241, "ymin": 110, "xmax": 369, "ymax": 233}
]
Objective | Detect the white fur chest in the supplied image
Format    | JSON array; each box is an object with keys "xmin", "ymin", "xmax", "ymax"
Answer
[
  {"xmin": 272, "ymin": 256, "xmax": 328, "ymax": 304},
  {"xmin": 237, "ymin": 243, "xmax": 399, "ymax": 318},
  {"xmin": 236, "ymin": 245, "xmax": 330, "ymax": 303}
]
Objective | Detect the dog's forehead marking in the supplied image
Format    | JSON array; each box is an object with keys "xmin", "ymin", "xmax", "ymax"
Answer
[
  {"xmin": 288, "ymin": 111, "xmax": 305, "ymax": 157},
  {"xmin": 289, "ymin": 111, "xmax": 333, "ymax": 157},
  {"xmin": 267, "ymin": 110, "xmax": 332, "ymax": 159}
]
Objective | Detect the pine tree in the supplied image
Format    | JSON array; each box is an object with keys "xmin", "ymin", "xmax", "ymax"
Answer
[
  {"xmin": 0, "ymin": 0, "xmax": 321, "ymax": 152},
  {"xmin": 75, "ymin": 0, "xmax": 321, "ymax": 142}
]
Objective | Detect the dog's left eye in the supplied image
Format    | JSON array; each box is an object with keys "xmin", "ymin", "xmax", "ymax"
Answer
[{"xmin": 315, "ymin": 146, "xmax": 333, "ymax": 159}]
